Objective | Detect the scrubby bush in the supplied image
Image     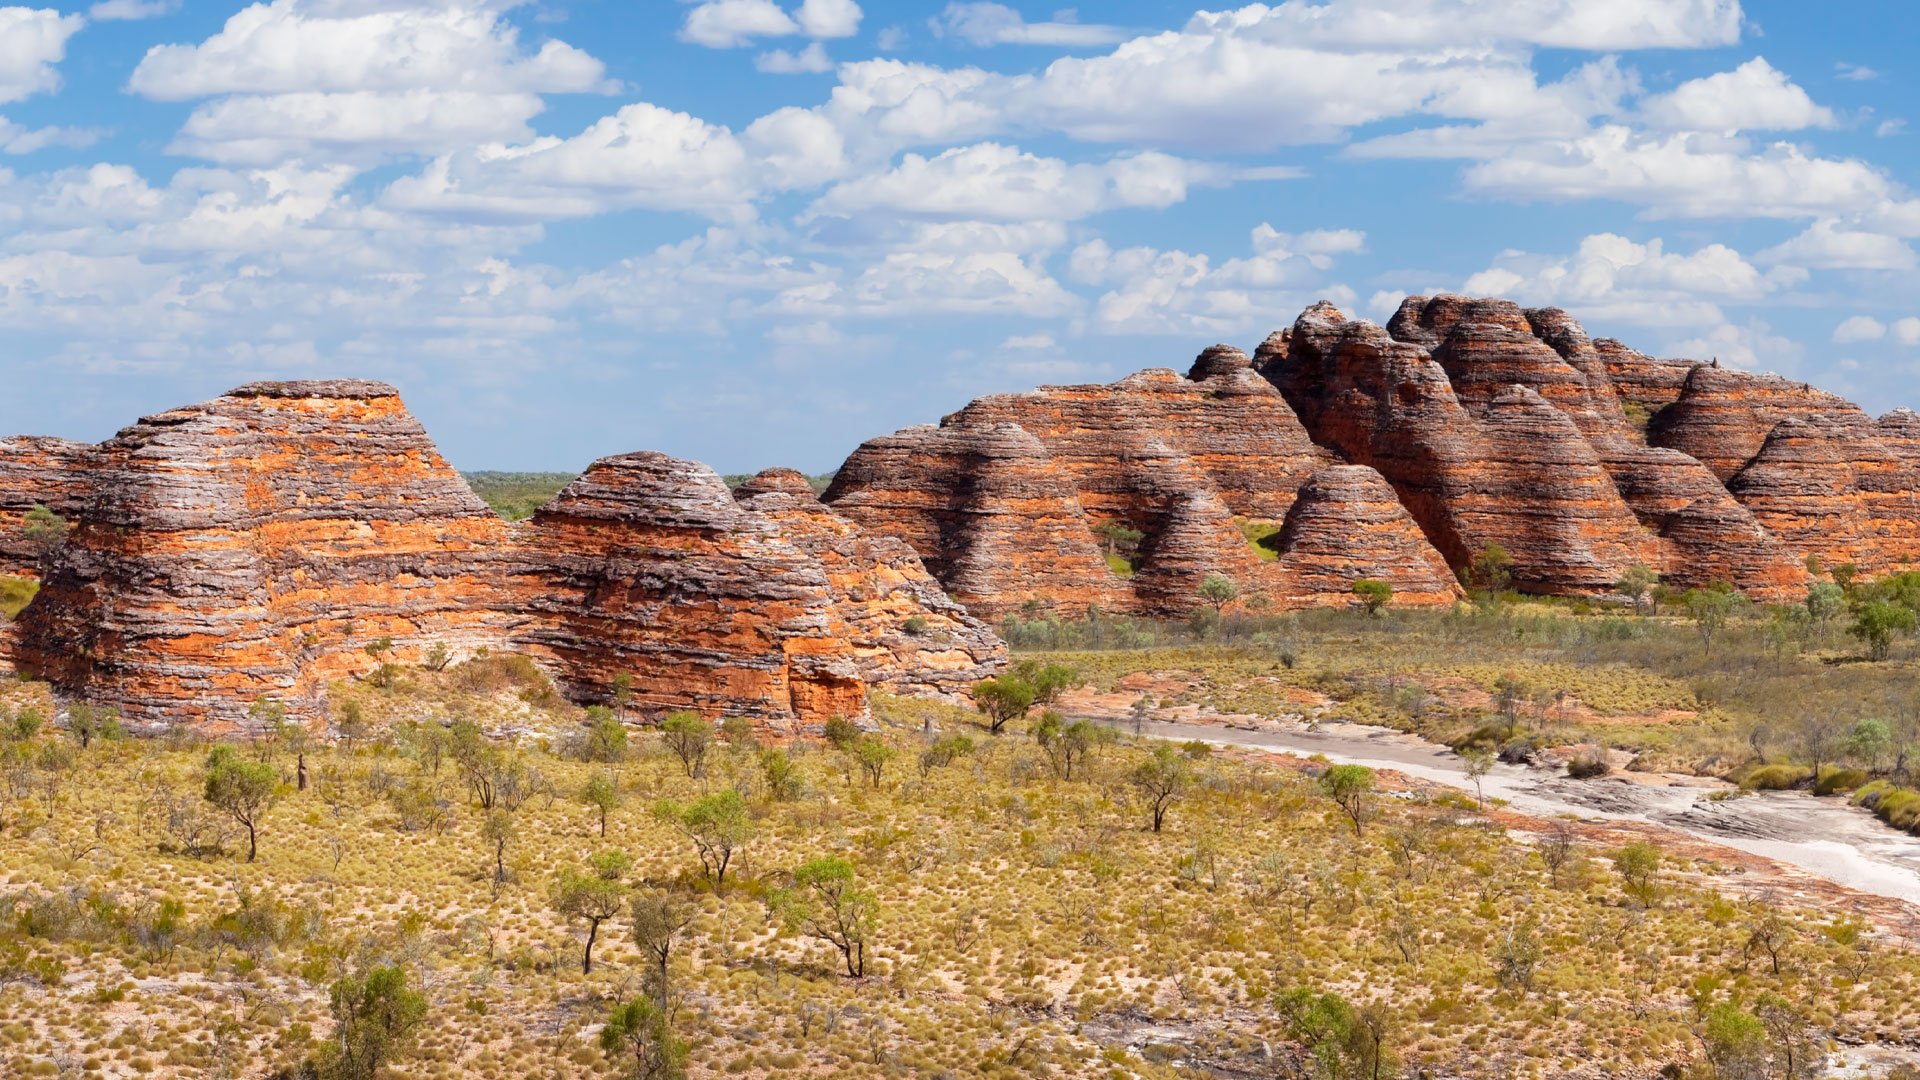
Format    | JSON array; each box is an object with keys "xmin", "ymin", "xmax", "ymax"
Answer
[
  {"xmin": 1813, "ymin": 767, "xmax": 1868, "ymax": 796},
  {"xmin": 1740, "ymin": 764, "xmax": 1811, "ymax": 791}
]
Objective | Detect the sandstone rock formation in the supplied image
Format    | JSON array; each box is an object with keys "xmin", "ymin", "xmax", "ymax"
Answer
[
  {"xmin": 1267, "ymin": 465, "xmax": 1463, "ymax": 607},
  {"xmin": 5, "ymin": 383, "xmax": 1002, "ymax": 733},
  {"xmin": 508, "ymin": 453, "xmax": 870, "ymax": 736},
  {"xmin": 0, "ymin": 436, "xmax": 95, "ymax": 578},
  {"xmin": 732, "ymin": 468, "xmax": 1006, "ymax": 700},
  {"xmin": 834, "ymin": 294, "xmax": 1918, "ymax": 615},
  {"xmin": 829, "ymin": 339, "xmax": 1463, "ymax": 618}
]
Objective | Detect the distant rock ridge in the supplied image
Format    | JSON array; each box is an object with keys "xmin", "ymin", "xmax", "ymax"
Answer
[
  {"xmin": 830, "ymin": 295, "xmax": 1920, "ymax": 615},
  {"xmin": 2, "ymin": 383, "xmax": 1002, "ymax": 733}
]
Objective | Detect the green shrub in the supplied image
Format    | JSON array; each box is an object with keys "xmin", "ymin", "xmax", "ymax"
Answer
[
  {"xmin": 1739, "ymin": 763, "xmax": 1810, "ymax": 791},
  {"xmin": 1813, "ymin": 767, "xmax": 1868, "ymax": 797},
  {"xmin": 1854, "ymin": 781, "xmax": 1920, "ymax": 832}
]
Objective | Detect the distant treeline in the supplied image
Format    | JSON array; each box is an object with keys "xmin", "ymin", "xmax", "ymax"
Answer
[
  {"xmin": 460, "ymin": 471, "xmax": 578, "ymax": 521},
  {"xmin": 462, "ymin": 469, "xmax": 837, "ymax": 521}
]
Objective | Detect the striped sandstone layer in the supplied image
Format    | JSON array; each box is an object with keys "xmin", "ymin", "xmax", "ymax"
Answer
[{"xmin": 5, "ymin": 383, "xmax": 1000, "ymax": 733}]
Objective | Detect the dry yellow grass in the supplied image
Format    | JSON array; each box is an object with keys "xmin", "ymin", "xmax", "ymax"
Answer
[{"xmin": 0, "ymin": 667, "xmax": 1911, "ymax": 1079}]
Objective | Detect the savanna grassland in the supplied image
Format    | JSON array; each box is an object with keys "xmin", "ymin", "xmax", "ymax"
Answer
[{"xmin": 0, "ymin": 641, "xmax": 1917, "ymax": 1080}]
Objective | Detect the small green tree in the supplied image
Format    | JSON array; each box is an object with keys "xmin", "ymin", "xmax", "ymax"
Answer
[
  {"xmin": 1092, "ymin": 518, "xmax": 1143, "ymax": 557},
  {"xmin": 1494, "ymin": 913, "xmax": 1545, "ymax": 993},
  {"xmin": 422, "ymin": 641, "xmax": 452, "ymax": 672},
  {"xmin": 337, "ymin": 700, "xmax": 368, "ymax": 753},
  {"xmin": 1683, "ymin": 583, "xmax": 1743, "ymax": 655},
  {"xmin": 917, "ymin": 734, "xmax": 974, "ymax": 777},
  {"xmin": 583, "ymin": 705, "xmax": 629, "ymax": 763},
  {"xmin": 849, "ymin": 738, "xmax": 896, "ymax": 788},
  {"xmin": 778, "ymin": 857, "xmax": 878, "ymax": 977},
  {"xmin": 1272, "ymin": 987, "xmax": 1396, "ymax": 1080},
  {"xmin": 1848, "ymin": 599, "xmax": 1915, "ymax": 661},
  {"xmin": 1129, "ymin": 745, "xmax": 1191, "ymax": 832},
  {"xmin": 1613, "ymin": 841, "xmax": 1661, "ymax": 908},
  {"xmin": 630, "ymin": 887, "xmax": 699, "ymax": 1003},
  {"xmin": 971, "ymin": 675, "xmax": 1036, "ymax": 735},
  {"xmin": 654, "ymin": 790, "xmax": 751, "ymax": 891},
  {"xmin": 1462, "ymin": 747, "xmax": 1494, "ymax": 811},
  {"xmin": 822, "ymin": 716, "xmax": 862, "ymax": 749},
  {"xmin": 759, "ymin": 747, "xmax": 799, "ymax": 801},
  {"xmin": 611, "ymin": 672, "xmax": 634, "ymax": 721},
  {"xmin": 1615, "ymin": 563, "xmax": 1659, "ymax": 615},
  {"xmin": 1319, "ymin": 763, "xmax": 1375, "ymax": 837},
  {"xmin": 1754, "ymin": 994, "xmax": 1813, "ymax": 1080},
  {"xmin": 580, "ymin": 771, "xmax": 621, "ymax": 837},
  {"xmin": 1011, "ymin": 659, "xmax": 1080, "ymax": 709},
  {"xmin": 1466, "ymin": 544, "xmax": 1514, "ymax": 600},
  {"xmin": 658, "ymin": 712, "xmax": 712, "ymax": 778},
  {"xmin": 1198, "ymin": 573, "xmax": 1239, "ymax": 612},
  {"xmin": 65, "ymin": 703, "xmax": 121, "ymax": 750},
  {"xmin": 204, "ymin": 745, "xmax": 278, "ymax": 862},
  {"xmin": 482, "ymin": 808, "xmax": 515, "ymax": 887},
  {"xmin": 552, "ymin": 855, "xmax": 629, "ymax": 974},
  {"xmin": 317, "ymin": 966, "xmax": 427, "ymax": 1080},
  {"xmin": 1031, "ymin": 711, "xmax": 1108, "ymax": 780},
  {"xmin": 1351, "ymin": 578, "xmax": 1393, "ymax": 617},
  {"xmin": 600, "ymin": 996, "xmax": 686, "ymax": 1080},
  {"xmin": 1805, "ymin": 581, "xmax": 1846, "ymax": 631},
  {"xmin": 1696, "ymin": 1002, "xmax": 1766, "ymax": 1080}
]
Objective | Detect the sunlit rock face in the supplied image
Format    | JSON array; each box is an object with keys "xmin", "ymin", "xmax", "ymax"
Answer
[
  {"xmin": 4, "ymin": 383, "xmax": 1000, "ymax": 734},
  {"xmin": 831, "ymin": 296, "xmax": 1920, "ymax": 615}
]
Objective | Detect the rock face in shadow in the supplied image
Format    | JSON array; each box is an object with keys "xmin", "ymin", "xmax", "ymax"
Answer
[{"xmin": 5, "ymin": 384, "xmax": 1002, "ymax": 733}]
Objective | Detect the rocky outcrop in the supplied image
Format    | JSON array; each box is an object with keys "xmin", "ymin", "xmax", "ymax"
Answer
[
  {"xmin": 6, "ymin": 384, "xmax": 1002, "ymax": 733},
  {"xmin": 11, "ymin": 381, "xmax": 520, "ymax": 730},
  {"xmin": 1726, "ymin": 418, "xmax": 1875, "ymax": 571},
  {"xmin": 1268, "ymin": 465, "xmax": 1462, "ymax": 607},
  {"xmin": 824, "ymin": 421, "xmax": 1121, "ymax": 619},
  {"xmin": 1595, "ymin": 342, "xmax": 1698, "ymax": 412},
  {"xmin": 1267, "ymin": 301, "xmax": 1658, "ymax": 593},
  {"xmin": 732, "ymin": 468, "xmax": 1005, "ymax": 702},
  {"xmin": 830, "ymin": 337, "xmax": 1463, "ymax": 615},
  {"xmin": 833, "ymin": 294, "xmax": 1910, "ymax": 613},
  {"xmin": 508, "ymin": 453, "xmax": 870, "ymax": 735},
  {"xmin": 0, "ymin": 436, "xmax": 96, "ymax": 578}
]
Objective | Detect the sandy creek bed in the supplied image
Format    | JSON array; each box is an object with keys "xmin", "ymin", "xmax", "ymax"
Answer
[{"xmin": 1091, "ymin": 713, "xmax": 1920, "ymax": 909}]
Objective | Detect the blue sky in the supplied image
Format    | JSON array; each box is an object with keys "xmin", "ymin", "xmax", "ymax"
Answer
[{"xmin": 1, "ymin": 0, "xmax": 1917, "ymax": 473}]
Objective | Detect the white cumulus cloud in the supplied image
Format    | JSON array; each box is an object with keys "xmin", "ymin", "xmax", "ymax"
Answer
[
  {"xmin": 805, "ymin": 143, "xmax": 1211, "ymax": 224},
  {"xmin": 934, "ymin": 3, "xmax": 1125, "ymax": 47},
  {"xmin": 681, "ymin": 0, "xmax": 859, "ymax": 48},
  {"xmin": 0, "ymin": 7, "xmax": 85, "ymax": 104},
  {"xmin": 128, "ymin": 0, "xmax": 615, "ymax": 165},
  {"xmin": 1640, "ymin": 58, "xmax": 1834, "ymax": 133},
  {"xmin": 1833, "ymin": 316, "xmax": 1886, "ymax": 343}
]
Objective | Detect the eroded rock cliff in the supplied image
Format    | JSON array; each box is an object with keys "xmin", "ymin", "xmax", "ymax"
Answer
[
  {"xmin": 833, "ymin": 295, "xmax": 1915, "ymax": 614},
  {"xmin": 5, "ymin": 384, "xmax": 1002, "ymax": 733}
]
